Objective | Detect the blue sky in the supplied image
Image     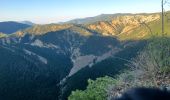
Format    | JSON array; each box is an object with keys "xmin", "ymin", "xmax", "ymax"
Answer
[{"xmin": 0, "ymin": 0, "xmax": 169, "ymax": 24}]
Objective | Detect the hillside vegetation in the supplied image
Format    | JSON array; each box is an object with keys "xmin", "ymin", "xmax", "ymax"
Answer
[
  {"xmin": 0, "ymin": 11, "xmax": 170, "ymax": 100},
  {"xmin": 68, "ymin": 36, "xmax": 170, "ymax": 100},
  {"xmin": 10, "ymin": 11, "xmax": 170, "ymax": 41},
  {"xmin": 68, "ymin": 12, "xmax": 170, "ymax": 99}
]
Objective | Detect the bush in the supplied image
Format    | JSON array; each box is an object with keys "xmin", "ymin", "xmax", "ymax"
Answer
[
  {"xmin": 69, "ymin": 37, "xmax": 170, "ymax": 100},
  {"xmin": 127, "ymin": 37, "xmax": 170, "ymax": 87},
  {"xmin": 68, "ymin": 76, "xmax": 117, "ymax": 100},
  {"xmin": 109, "ymin": 37, "xmax": 170, "ymax": 99}
]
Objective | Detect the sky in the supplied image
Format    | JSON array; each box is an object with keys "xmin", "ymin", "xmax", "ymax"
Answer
[{"xmin": 0, "ymin": 0, "xmax": 170, "ymax": 24}]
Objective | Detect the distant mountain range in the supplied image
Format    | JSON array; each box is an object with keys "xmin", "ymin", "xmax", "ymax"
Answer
[
  {"xmin": 60, "ymin": 13, "xmax": 132, "ymax": 24},
  {"xmin": 0, "ymin": 11, "xmax": 169, "ymax": 100},
  {"xmin": 0, "ymin": 21, "xmax": 31, "ymax": 34},
  {"xmin": 60, "ymin": 12, "xmax": 161, "ymax": 25},
  {"xmin": 12, "ymin": 12, "xmax": 168, "ymax": 40},
  {"xmin": 19, "ymin": 21, "xmax": 35, "ymax": 25}
]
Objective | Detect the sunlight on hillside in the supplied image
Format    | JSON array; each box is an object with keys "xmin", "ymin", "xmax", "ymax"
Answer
[{"xmin": 0, "ymin": 0, "xmax": 170, "ymax": 100}]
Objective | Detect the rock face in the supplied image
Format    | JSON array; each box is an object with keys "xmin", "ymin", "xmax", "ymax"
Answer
[{"xmin": 87, "ymin": 14, "xmax": 160, "ymax": 36}]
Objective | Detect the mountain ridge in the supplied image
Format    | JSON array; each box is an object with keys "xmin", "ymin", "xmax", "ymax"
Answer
[
  {"xmin": 8, "ymin": 12, "xmax": 163, "ymax": 41},
  {"xmin": 60, "ymin": 12, "xmax": 159, "ymax": 25},
  {"xmin": 0, "ymin": 21, "xmax": 31, "ymax": 34},
  {"xmin": 0, "ymin": 11, "xmax": 169, "ymax": 100}
]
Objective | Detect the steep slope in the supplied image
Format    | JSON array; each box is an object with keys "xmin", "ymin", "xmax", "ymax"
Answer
[
  {"xmin": 0, "ymin": 21, "xmax": 31, "ymax": 34},
  {"xmin": 0, "ymin": 28, "xmax": 126, "ymax": 100},
  {"xmin": 0, "ymin": 12, "xmax": 169, "ymax": 100},
  {"xmin": 0, "ymin": 44, "xmax": 71, "ymax": 100},
  {"xmin": 86, "ymin": 14, "xmax": 160, "ymax": 40},
  {"xmin": 0, "ymin": 29, "xmax": 147, "ymax": 100}
]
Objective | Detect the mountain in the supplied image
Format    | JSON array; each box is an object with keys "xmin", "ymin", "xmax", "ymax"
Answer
[
  {"xmin": 86, "ymin": 13, "xmax": 161, "ymax": 40},
  {"xmin": 19, "ymin": 21, "xmax": 35, "ymax": 25},
  {"xmin": 0, "ymin": 27, "xmax": 145, "ymax": 100},
  {"xmin": 61, "ymin": 13, "xmax": 160, "ymax": 25},
  {"xmin": 0, "ymin": 12, "xmax": 169, "ymax": 100},
  {"xmin": 61, "ymin": 13, "xmax": 132, "ymax": 24},
  {"xmin": 15, "ymin": 13, "xmax": 161, "ymax": 39},
  {"xmin": 0, "ymin": 21, "xmax": 31, "ymax": 34}
]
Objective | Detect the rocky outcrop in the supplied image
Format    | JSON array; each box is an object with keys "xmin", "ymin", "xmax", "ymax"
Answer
[{"xmin": 87, "ymin": 14, "xmax": 160, "ymax": 37}]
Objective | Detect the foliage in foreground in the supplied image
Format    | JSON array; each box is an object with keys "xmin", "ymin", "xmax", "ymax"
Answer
[
  {"xmin": 68, "ymin": 76, "xmax": 117, "ymax": 100},
  {"xmin": 109, "ymin": 37, "xmax": 170, "ymax": 99},
  {"xmin": 68, "ymin": 37, "xmax": 170, "ymax": 100}
]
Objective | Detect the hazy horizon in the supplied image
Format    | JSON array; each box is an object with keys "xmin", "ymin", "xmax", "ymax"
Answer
[{"xmin": 1, "ymin": 0, "xmax": 170, "ymax": 24}]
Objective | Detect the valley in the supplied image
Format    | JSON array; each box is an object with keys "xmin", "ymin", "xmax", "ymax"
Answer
[{"xmin": 0, "ymin": 11, "xmax": 170, "ymax": 100}]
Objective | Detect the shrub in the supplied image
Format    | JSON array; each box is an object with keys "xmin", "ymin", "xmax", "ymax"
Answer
[{"xmin": 68, "ymin": 76, "xmax": 117, "ymax": 100}]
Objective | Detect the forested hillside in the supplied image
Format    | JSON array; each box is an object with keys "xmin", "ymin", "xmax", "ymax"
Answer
[
  {"xmin": 69, "ymin": 36, "xmax": 170, "ymax": 100},
  {"xmin": 0, "ymin": 11, "xmax": 170, "ymax": 100}
]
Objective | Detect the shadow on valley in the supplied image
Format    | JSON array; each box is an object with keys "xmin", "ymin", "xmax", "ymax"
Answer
[
  {"xmin": 61, "ymin": 39, "xmax": 146, "ymax": 100},
  {"xmin": 0, "ymin": 32, "xmax": 148, "ymax": 100}
]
